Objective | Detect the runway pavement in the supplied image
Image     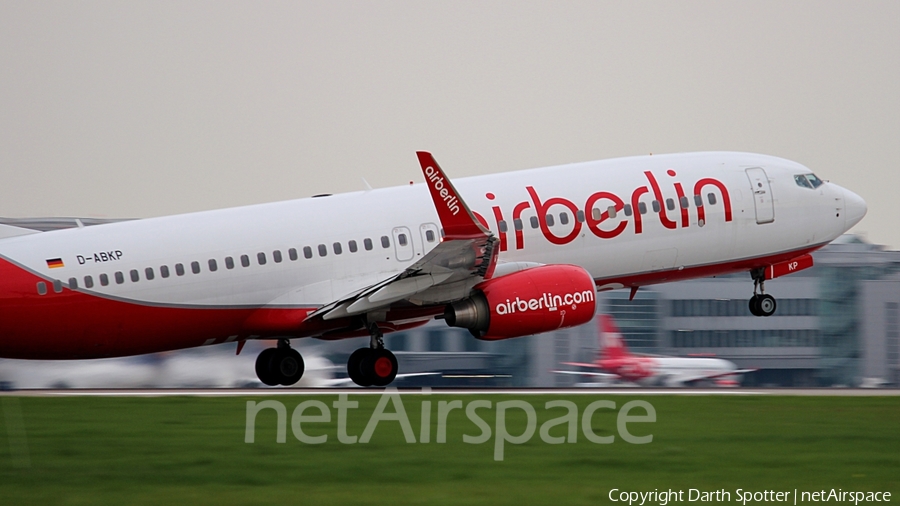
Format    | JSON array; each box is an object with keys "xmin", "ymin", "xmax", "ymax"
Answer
[{"xmin": 2, "ymin": 387, "xmax": 899, "ymax": 397}]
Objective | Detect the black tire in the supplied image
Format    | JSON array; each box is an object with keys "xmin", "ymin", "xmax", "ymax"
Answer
[
  {"xmin": 748, "ymin": 295, "xmax": 761, "ymax": 317},
  {"xmin": 276, "ymin": 348, "xmax": 305, "ymax": 386},
  {"xmin": 255, "ymin": 348, "xmax": 280, "ymax": 386},
  {"xmin": 347, "ymin": 348, "xmax": 373, "ymax": 387},
  {"xmin": 366, "ymin": 349, "xmax": 398, "ymax": 387},
  {"xmin": 758, "ymin": 294, "xmax": 777, "ymax": 317}
]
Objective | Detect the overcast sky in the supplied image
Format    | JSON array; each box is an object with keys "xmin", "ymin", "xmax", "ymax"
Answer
[{"xmin": 1, "ymin": 1, "xmax": 897, "ymax": 248}]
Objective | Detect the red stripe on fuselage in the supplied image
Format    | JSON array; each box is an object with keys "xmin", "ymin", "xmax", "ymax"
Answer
[
  {"xmin": 0, "ymin": 258, "xmax": 308, "ymax": 359},
  {"xmin": 593, "ymin": 245, "xmax": 824, "ymax": 289}
]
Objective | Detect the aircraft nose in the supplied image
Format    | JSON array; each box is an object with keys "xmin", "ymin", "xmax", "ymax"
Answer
[{"xmin": 842, "ymin": 187, "xmax": 867, "ymax": 229}]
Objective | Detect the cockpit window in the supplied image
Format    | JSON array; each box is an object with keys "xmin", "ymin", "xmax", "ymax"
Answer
[
  {"xmin": 794, "ymin": 174, "xmax": 824, "ymax": 189},
  {"xmin": 794, "ymin": 175, "xmax": 813, "ymax": 189}
]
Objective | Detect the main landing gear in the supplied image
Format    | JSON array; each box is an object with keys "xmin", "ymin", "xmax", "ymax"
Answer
[
  {"xmin": 748, "ymin": 268, "xmax": 777, "ymax": 317},
  {"xmin": 347, "ymin": 322, "xmax": 399, "ymax": 387},
  {"xmin": 256, "ymin": 339, "xmax": 305, "ymax": 386}
]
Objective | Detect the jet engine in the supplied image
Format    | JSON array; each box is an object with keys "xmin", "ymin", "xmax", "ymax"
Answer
[{"xmin": 443, "ymin": 264, "xmax": 596, "ymax": 339}]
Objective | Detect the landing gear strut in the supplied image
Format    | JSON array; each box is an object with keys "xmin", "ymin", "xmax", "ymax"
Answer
[
  {"xmin": 347, "ymin": 322, "xmax": 399, "ymax": 387},
  {"xmin": 748, "ymin": 268, "xmax": 776, "ymax": 317},
  {"xmin": 255, "ymin": 339, "xmax": 305, "ymax": 386}
]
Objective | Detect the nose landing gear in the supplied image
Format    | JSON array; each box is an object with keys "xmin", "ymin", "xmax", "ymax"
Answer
[
  {"xmin": 347, "ymin": 322, "xmax": 399, "ymax": 387},
  {"xmin": 255, "ymin": 339, "xmax": 305, "ymax": 386},
  {"xmin": 748, "ymin": 268, "xmax": 777, "ymax": 317}
]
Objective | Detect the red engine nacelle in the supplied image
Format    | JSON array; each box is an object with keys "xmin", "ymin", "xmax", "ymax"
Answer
[{"xmin": 443, "ymin": 264, "xmax": 597, "ymax": 340}]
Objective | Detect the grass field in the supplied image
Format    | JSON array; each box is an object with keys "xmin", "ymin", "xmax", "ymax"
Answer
[{"xmin": 1, "ymin": 393, "xmax": 898, "ymax": 505}]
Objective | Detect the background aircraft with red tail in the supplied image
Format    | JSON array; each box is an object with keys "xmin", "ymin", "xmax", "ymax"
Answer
[
  {"xmin": 0, "ymin": 151, "xmax": 866, "ymax": 386},
  {"xmin": 556, "ymin": 315, "xmax": 755, "ymax": 387}
]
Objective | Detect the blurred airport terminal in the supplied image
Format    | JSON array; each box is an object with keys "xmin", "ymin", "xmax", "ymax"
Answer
[{"xmin": 1, "ymin": 231, "xmax": 897, "ymax": 389}]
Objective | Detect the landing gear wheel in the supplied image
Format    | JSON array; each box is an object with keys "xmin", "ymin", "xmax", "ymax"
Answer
[
  {"xmin": 364, "ymin": 348, "xmax": 398, "ymax": 387},
  {"xmin": 757, "ymin": 294, "xmax": 776, "ymax": 317},
  {"xmin": 748, "ymin": 295, "xmax": 762, "ymax": 317},
  {"xmin": 256, "ymin": 345, "xmax": 305, "ymax": 386},
  {"xmin": 255, "ymin": 348, "xmax": 280, "ymax": 386},
  {"xmin": 348, "ymin": 348, "xmax": 373, "ymax": 387},
  {"xmin": 274, "ymin": 348, "xmax": 305, "ymax": 386}
]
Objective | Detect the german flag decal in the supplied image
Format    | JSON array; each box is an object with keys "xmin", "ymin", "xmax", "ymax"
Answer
[{"xmin": 46, "ymin": 258, "xmax": 65, "ymax": 269}]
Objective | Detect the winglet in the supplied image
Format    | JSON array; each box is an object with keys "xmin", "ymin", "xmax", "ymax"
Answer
[{"xmin": 416, "ymin": 152, "xmax": 490, "ymax": 240}]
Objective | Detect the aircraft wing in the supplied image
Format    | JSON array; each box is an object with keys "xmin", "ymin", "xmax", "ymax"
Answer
[
  {"xmin": 309, "ymin": 152, "xmax": 499, "ymax": 322},
  {"xmin": 664, "ymin": 368, "xmax": 757, "ymax": 386},
  {"xmin": 552, "ymin": 369, "xmax": 618, "ymax": 379}
]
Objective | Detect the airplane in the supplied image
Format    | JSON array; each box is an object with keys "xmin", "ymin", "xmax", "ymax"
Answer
[
  {"xmin": 555, "ymin": 315, "xmax": 755, "ymax": 387},
  {"xmin": 0, "ymin": 151, "xmax": 866, "ymax": 387}
]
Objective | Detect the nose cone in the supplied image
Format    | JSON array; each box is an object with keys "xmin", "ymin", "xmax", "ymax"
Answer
[{"xmin": 843, "ymin": 188, "xmax": 867, "ymax": 229}]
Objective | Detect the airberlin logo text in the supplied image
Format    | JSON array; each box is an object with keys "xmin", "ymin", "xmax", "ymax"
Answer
[
  {"xmin": 424, "ymin": 165, "xmax": 461, "ymax": 216},
  {"xmin": 495, "ymin": 289, "xmax": 595, "ymax": 315},
  {"xmin": 477, "ymin": 169, "xmax": 733, "ymax": 252}
]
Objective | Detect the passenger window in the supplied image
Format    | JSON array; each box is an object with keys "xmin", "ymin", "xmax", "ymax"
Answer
[
  {"xmin": 608, "ymin": 206, "xmax": 617, "ymax": 219},
  {"xmin": 592, "ymin": 208, "xmax": 602, "ymax": 221},
  {"xmin": 498, "ymin": 221, "xmax": 508, "ymax": 233},
  {"xmin": 115, "ymin": 272, "xmax": 125, "ymax": 284},
  {"xmin": 545, "ymin": 214, "xmax": 555, "ymax": 226},
  {"xmin": 680, "ymin": 196, "xmax": 689, "ymax": 208},
  {"xmin": 225, "ymin": 257, "xmax": 234, "ymax": 269},
  {"xmin": 397, "ymin": 234, "xmax": 408, "ymax": 246},
  {"xmin": 530, "ymin": 216, "xmax": 539, "ymax": 229},
  {"xmin": 364, "ymin": 238, "xmax": 373, "ymax": 251},
  {"xmin": 303, "ymin": 246, "xmax": 313, "ymax": 259},
  {"xmin": 161, "ymin": 265, "xmax": 170, "ymax": 278},
  {"xmin": 191, "ymin": 261, "xmax": 201, "ymax": 274},
  {"xmin": 273, "ymin": 250, "xmax": 282, "ymax": 263},
  {"xmin": 130, "ymin": 269, "xmax": 140, "ymax": 282},
  {"xmin": 381, "ymin": 236, "xmax": 390, "ymax": 248},
  {"xmin": 576, "ymin": 210, "xmax": 585, "ymax": 223},
  {"xmin": 694, "ymin": 195, "xmax": 703, "ymax": 207},
  {"xmin": 623, "ymin": 204, "xmax": 633, "ymax": 217},
  {"xmin": 36, "ymin": 282, "xmax": 47, "ymax": 295},
  {"xmin": 176, "ymin": 263, "xmax": 185, "ymax": 276},
  {"xmin": 638, "ymin": 202, "xmax": 648, "ymax": 215},
  {"xmin": 559, "ymin": 213, "xmax": 569, "ymax": 225},
  {"xmin": 425, "ymin": 230, "xmax": 436, "ymax": 242},
  {"xmin": 208, "ymin": 259, "xmax": 217, "ymax": 272},
  {"xmin": 652, "ymin": 200, "xmax": 661, "ymax": 213},
  {"xmin": 100, "ymin": 274, "xmax": 109, "ymax": 286},
  {"xmin": 257, "ymin": 253, "xmax": 266, "ymax": 265},
  {"xmin": 84, "ymin": 275, "xmax": 94, "ymax": 288},
  {"xmin": 318, "ymin": 244, "xmax": 327, "ymax": 257},
  {"xmin": 349, "ymin": 240, "xmax": 358, "ymax": 253},
  {"xmin": 53, "ymin": 280, "xmax": 63, "ymax": 293},
  {"xmin": 69, "ymin": 277, "xmax": 78, "ymax": 289},
  {"xmin": 240, "ymin": 255, "xmax": 250, "ymax": 268},
  {"xmin": 666, "ymin": 198, "xmax": 675, "ymax": 211},
  {"xmin": 145, "ymin": 267, "xmax": 155, "ymax": 280},
  {"xmin": 707, "ymin": 193, "xmax": 717, "ymax": 205},
  {"xmin": 513, "ymin": 219, "xmax": 523, "ymax": 231},
  {"xmin": 289, "ymin": 248, "xmax": 298, "ymax": 261},
  {"xmin": 333, "ymin": 242, "xmax": 343, "ymax": 254}
]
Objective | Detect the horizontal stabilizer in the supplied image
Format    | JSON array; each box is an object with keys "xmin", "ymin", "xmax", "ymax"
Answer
[{"xmin": 0, "ymin": 223, "xmax": 40, "ymax": 240}]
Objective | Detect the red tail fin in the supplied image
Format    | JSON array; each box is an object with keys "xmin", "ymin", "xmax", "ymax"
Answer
[{"xmin": 598, "ymin": 314, "xmax": 631, "ymax": 360}]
